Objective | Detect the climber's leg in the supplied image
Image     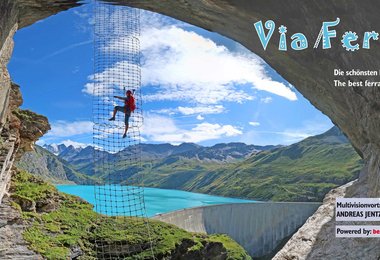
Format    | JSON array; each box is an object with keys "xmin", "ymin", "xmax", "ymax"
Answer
[
  {"xmin": 122, "ymin": 110, "xmax": 131, "ymax": 138},
  {"xmin": 109, "ymin": 106, "xmax": 124, "ymax": 121}
]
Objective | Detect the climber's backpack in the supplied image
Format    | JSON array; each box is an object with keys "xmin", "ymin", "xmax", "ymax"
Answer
[{"xmin": 127, "ymin": 95, "xmax": 136, "ymax": 112}]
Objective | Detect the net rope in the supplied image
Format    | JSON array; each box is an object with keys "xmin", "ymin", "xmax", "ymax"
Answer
[{"xmin": 92, "ymin": 1, "xmax": 155, "ymax": 259}]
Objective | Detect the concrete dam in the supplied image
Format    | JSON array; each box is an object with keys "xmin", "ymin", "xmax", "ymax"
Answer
[{"xmin": 153, "ymin": 202, "xmax": 321, "ymax": 258}]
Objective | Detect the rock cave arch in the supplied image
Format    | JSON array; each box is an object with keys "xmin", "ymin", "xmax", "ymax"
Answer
[{"xmin": 1, "ymin": 0, "xmax": 380, "ymax": 259}]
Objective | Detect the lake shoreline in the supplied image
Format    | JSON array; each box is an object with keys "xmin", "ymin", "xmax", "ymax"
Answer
[{"xmin": 56, "ymin": 184, "xmax": 256, "ymax": 217}]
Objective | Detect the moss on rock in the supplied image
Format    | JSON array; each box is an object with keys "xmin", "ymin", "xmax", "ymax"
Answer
[
  {"xmin": 11, "ymin": 169, "xmax": 251, "ymax": 259},
  {"xmin": 12, "ymin": 108, "xmax": 51, "ymax": 154}
]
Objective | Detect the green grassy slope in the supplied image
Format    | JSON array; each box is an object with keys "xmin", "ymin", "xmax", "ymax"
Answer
[
  {"xmin": 32, "ymin": 126, "xmax": 363, "ymax": 202},
  {"xmin": 136, "ymin": 127, "xmax": 363, "ymax": 202},
  {"xmin": 10, "ymin": 170, "xmax": 250, "ymax": 260}
]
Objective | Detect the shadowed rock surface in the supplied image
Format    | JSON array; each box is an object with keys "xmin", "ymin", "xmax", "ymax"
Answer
[
  {"xmin": 0, "ymin": 192, "xmax": 40, "ymax": 259},
  {"xmin": 0, "ymin": 2, "xmax": 74, "ymax": 257}
]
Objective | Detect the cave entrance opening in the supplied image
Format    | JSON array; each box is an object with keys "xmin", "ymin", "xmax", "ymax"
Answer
[
  {"xmin": 8, "ymin": 0, "xmax": 343, "ymax": 229},
  {"xmin": 6, "ymin": 1, "xmax": 362, "ymax": 259}
]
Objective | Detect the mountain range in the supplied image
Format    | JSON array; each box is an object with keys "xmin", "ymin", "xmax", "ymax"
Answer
[
  {"xmin": 43, "ymin": 142, "xmax": 278, "ymax": 163},
  {"xmin": 18, "ymin": 126, "xmax": 363, "ymax": 202},
  {"xmin": 17, "ymin": 145, "xmax": 99, "ymax": 185}
]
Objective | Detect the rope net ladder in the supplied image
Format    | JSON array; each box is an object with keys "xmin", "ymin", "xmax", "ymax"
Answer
[{"xmin": 92, "ymin": 1, "xmax": 155, "ymax": 259}]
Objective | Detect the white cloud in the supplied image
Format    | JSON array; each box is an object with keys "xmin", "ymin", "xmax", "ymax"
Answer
[
  {"xmin": 178, "ymin": 105, "xmax": 225, "ymax": 115},
  {"xmin": 72, "ymin": 66, "xmax": 80, "ymax": 74},
  {"xmin": 241, "ymin": 130, "xmax": 313, "ymax": 146},
  {"xmin": 260, "ymin": 97, "xmax": 273, "ymax": 104},
  {"xmin": 142, "ymin": 114, "xmax": 177, "ymax": 135},
  {"xmin": 85, "ymin": 10, "xmax": 297, "ymax": 104},
  {"xmin": 83, "ymin": 61, "xmax": 140, "ymax": 96},
  {"xmin": 36, "ymin": 139, "xmax": 45, "ymax": 146},
  {"xmin": 142, "ymin": 114, "xmax": 242, "ymax": 143},
  {"xmin": 152, "ymin": 105, "xmax": 225, "ymax": 116},
  {"xmin": 197, "ymin": 115, "xmax": 205, "ymax": 120},
  {"xmin": 240, "ymin": 118, "xmax": 333, "ymax": 145},
  {"xmin": 150, "ymin": 108, "xmax": 177, "ymax": 116},
  {"xmin": 46, "ymin": 121, "xmax": 93, "ymax": 137},
  {"xmin": 61, "ymin": 140, "xmax": 90, "ymax": 148},
  {"xmin": 279, "ymin": 120, "xmax": 334, "ymax": 143},
  {"xmin": 73, "ymin": 9, "xmax": 90, "ymax": 19},
  {"xmin": 139, "ymin": 25, "xmax": 296, "ymax": 102},
  {"xmin": 249, "ymin": 122, "xmax": 260, "ymax": 127}
]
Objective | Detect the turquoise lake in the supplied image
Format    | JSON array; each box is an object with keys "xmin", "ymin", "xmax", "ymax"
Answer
[{"xmin": 56, "ymin": 185, "xmax": 255, "ymax": 217}]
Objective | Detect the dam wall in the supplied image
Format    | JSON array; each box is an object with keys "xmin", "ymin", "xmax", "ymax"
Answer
[{"xmin": 153, "ymin": 202, "xmax": 321, "ymax": 257}]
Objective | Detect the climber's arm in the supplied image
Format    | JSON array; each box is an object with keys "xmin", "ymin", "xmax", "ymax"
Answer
[{"xmin": 114, "ymin": 96, "xmax": 127, "ymax": 100}]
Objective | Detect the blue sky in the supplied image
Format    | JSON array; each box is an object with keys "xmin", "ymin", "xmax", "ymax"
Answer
[{"xmin": 8, "ymin": 4, "xmax": 332, "ymax": 148}]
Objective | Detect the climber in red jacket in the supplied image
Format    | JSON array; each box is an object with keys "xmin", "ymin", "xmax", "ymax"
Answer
[{"xmin": 109, "ymin": 89, "xmax": 136, "ymax": 138}]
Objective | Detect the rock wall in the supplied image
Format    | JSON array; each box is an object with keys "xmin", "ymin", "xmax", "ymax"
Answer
[
  {"xmin": 0, "ymin": 170, "xmax": 40, "ymax": 260},
  {"xmin": 0, "ymin": 13, "xmax": 19, "ymax": 201},
  {"xmin": 0, "ymin": 82, "xmax": 51, "ymax": 202},
  {"xmin": 153, "ymin": 202, "xmax": 321, "ymax": 258},
  {"xmin": 0, "ymin": 82, "xmax": 50, "ymax": 259},
  {"xmin": 0, "ymin": 2, "xmax": 17, "ymax": 128},
  {"xmin": 0, "ymin": 1, "xmax": 74, "ymax": 257},
  {"xmin": 0, "ymin": 0, "xmax": 78, "ymax": 202},
  {"xmin": 0, "ymin": 137, "xmax": 16, "ymax": 205},
  {"xmin": 272, "ymin": 181, "xmax": 380, "ymax": 260}
]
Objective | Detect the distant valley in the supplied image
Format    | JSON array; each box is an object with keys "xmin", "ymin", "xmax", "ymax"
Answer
[{"xmin": 18, "ymin": 126, "xmax": 363, "ymax": 202}]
